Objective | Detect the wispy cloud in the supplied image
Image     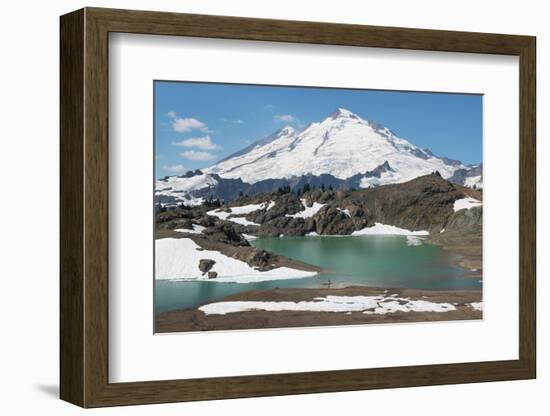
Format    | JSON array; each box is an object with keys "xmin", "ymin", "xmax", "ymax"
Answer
[
  {"xmin": 162, "ymin": 164, "xmax": 187, "ymax": 174},
  {"xmin": 172, "ymin": 135, "xmax": 220, "ymax": 150},
  {"xmin": 221, "ymin": 117, "xmax": 244, "ymax": 125},
  {"xmin": 180, "ymin": 150, "xmax": 217, "ymax": 161},
  {"xmin": 167, "ymin": 111, "xmax": 208, "ymax": 133},
  {"xmin": 273, "ymin": 114, "xmax": 297, "ymax": 123}
]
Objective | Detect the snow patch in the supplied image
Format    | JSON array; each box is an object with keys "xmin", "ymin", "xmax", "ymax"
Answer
[
  {"xmin": 155, "ymin": 238, "xmax": 317, "ymax": 283},
  {"xmin": 287, "ymin": 199, "xmax": 326, "ymax": 219},
  {"xmin": 337, "ymin": 208, "xmax": 351, "ymax": 217},
  {"xmin": 469, "ymin": 302, "xmax": 483, "ymax": 311},
  {"xmin": 226, "ymin": 217, "xmax": 260, "ymax": 226},
  {"xmin": 242, "ymin": 234, "xmax": 258, "ymax": 241},
  {"xmin": 199, "ymin": 294, "xmax": 457, "ymax": 315},
  {"xmin": 207, "ymin": 202, "xmax": 272, "ymax": 226},
  {"xmin": 174, "ymin": 224, "xmax": 206, "ymax": 234},
  {"xmin": 352, "ymin": 223, "xmax": 429, "ymax": 236},
  {"xmin": 453, "ymin": 197, "xmax": 482, "ymax": 212},
  {"xmin": 464, "ymin": 175, "xmax": 482, "ymax": 189}
]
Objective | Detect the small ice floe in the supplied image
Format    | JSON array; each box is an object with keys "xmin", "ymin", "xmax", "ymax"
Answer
[
  {"xmin": 286, "ymin": 199, "xmax": 326, "ymax": 219},
  {"xmin": 469, "ymin": 302, "xmax": 483, "ymax": 311},
  {"xmin": 453, "ymin": 197, "xmax": 482, "ymax": 212},
  {"xmin": 306, "ymin": 232, "xmax": 319, "ymax": 236},
  {"xmin": 156, "ymin": 238, "xmax": 317, "ymax": 283},
  {"xmin": 351, "ymin": 223, "xmax": 429, "ymax": 236},
  {"xmin": 406, "ymin": 235, "xmax": 424, "ymax": 246},
  {"xmin": 174, "ymin": 224, "xmax": 206, "ymax": 234},
  {"xmin": 199, "ymin": 295, "xmax": 457, "ymax": 315}
]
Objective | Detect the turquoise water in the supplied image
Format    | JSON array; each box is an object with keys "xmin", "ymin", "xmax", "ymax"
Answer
[{"xmin": 155, "ymin": 235, "xmax": 481, "ymax": 314}]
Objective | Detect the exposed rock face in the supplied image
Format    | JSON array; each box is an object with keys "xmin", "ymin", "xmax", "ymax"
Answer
[
  {"xmin": 246, "ymin": 174, "xmax": 468, "ymax": 236},
  {"xmin": 203, "ymin": 223, "xmax": 249, "ymax": 246},
  {"xmin": 313, "ymin": 205, "xmax": 358, "ymax": 235},
  {"xmin": 198, "ymin": 259, "xmax": 216, "ymax": 275},
  {"xmin": 344, "ymin": 174, "xmax": 463, "ymax": 233},
  {"xmin": 207, "ymin": 271, "xmax": 218, "ymax": 279},
  {"xmin": 444, "ymin": 206, "xmax": 482, "ymax": 233},
  {"xmin": 156, "ymin": 174, "xmax": 482, "ymax": 240}
]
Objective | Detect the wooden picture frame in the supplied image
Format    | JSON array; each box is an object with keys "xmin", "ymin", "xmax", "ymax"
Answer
[{"xmin": 60, "ymin": 7, "xmax": 536, "ymax": 408}]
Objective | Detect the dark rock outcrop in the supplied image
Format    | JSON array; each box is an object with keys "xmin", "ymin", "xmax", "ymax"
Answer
[{"xmin": 198, "ymin": 259, "xmax": 216, "ymax": 275}]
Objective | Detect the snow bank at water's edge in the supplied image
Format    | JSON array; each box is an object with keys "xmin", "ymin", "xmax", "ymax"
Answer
[
  {"xmin": 156, "ymin": 238, "xmax": 317, "ymax": 283},
  {"xmin": 352, "ymin": 223, "xmax": 429, "ymax": 236}
]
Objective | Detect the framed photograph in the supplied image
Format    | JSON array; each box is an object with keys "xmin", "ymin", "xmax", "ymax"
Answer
[{"xmin": 60, "ymin": 7, "xmax": 536, "ymax": 408}]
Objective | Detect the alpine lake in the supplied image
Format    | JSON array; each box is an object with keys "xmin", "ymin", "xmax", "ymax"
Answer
[{"xmin": 155, "ymin": 235, "xmax": 481, "ymax": 314}]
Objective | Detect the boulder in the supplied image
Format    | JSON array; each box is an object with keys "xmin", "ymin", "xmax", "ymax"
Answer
[
  {"xmin": 207, "ymin": 271, "xmax": 218, "ymax": 279},
  {"xmin": 198, "ymin": 259, "xmax": 216, "ymax": 275}
]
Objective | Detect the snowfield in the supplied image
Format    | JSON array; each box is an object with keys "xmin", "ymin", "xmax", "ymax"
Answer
[
  {"xmin": 352, "ymin": 223, "xmax": 429, "ymax": 236},
  {"xmin": 286, "ymin": 199, "xmax": 326, "ymax": 219},
  {"xmin": 204, "ymin": 108, "xmax": 465, "ymax": 185},
  {"xmin": 155, "ymin": 238, "xmax": 317, "ymax": 283},
  {"xmin": 453, "ymin": 197, "xmax": 482, "ymax": 212},
  {"xmin": 155, "ymin": 173, "xmax": 217, "ymax": 204},
  {"xmin": 198, "ymin": 294, "xmax": 459, "ymax": 315}
]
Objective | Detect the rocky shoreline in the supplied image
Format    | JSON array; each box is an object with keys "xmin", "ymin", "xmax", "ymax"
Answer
[{"xmin": 156, "ymin": 286, "xmax": 482, "ymax": 333}]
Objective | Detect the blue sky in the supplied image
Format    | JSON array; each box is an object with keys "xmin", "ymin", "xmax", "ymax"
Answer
[{"xmin": 155, "ymin": 81, "xmax": 482, "ymax": 178}]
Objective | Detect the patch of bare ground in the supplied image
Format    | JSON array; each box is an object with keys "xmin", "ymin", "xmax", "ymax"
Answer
[{"xmin": 156, "ymin": 286, "xmax": 482, "ymax": 333}]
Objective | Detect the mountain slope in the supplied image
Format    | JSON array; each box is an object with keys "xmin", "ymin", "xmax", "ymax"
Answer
[
  {"xmin": 205, "ymin": 108, "xmax": 466, "ymax": 186},
  {"xmin": 448, "ymin": 164, "xmax": 483, "ymax": 189}
]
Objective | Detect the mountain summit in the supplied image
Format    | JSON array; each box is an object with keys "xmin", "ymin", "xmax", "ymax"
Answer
[{"xmin": 205, "ymin": 108, "xmax": 465, "ymax": 186}]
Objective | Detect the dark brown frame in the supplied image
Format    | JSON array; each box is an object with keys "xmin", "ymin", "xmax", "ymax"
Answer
[{"xmin": 60, "ymin": 7, "xmax": 536, "ymax": 408}]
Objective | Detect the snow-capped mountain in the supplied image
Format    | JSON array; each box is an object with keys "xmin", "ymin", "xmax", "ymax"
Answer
[
  {"xmin": 205, "ymin": 108, "xmax": 465, "ymax": 186},
  {"xmin": 156, "ymin": 108, "xmax": 481, "ymax": 206}
]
